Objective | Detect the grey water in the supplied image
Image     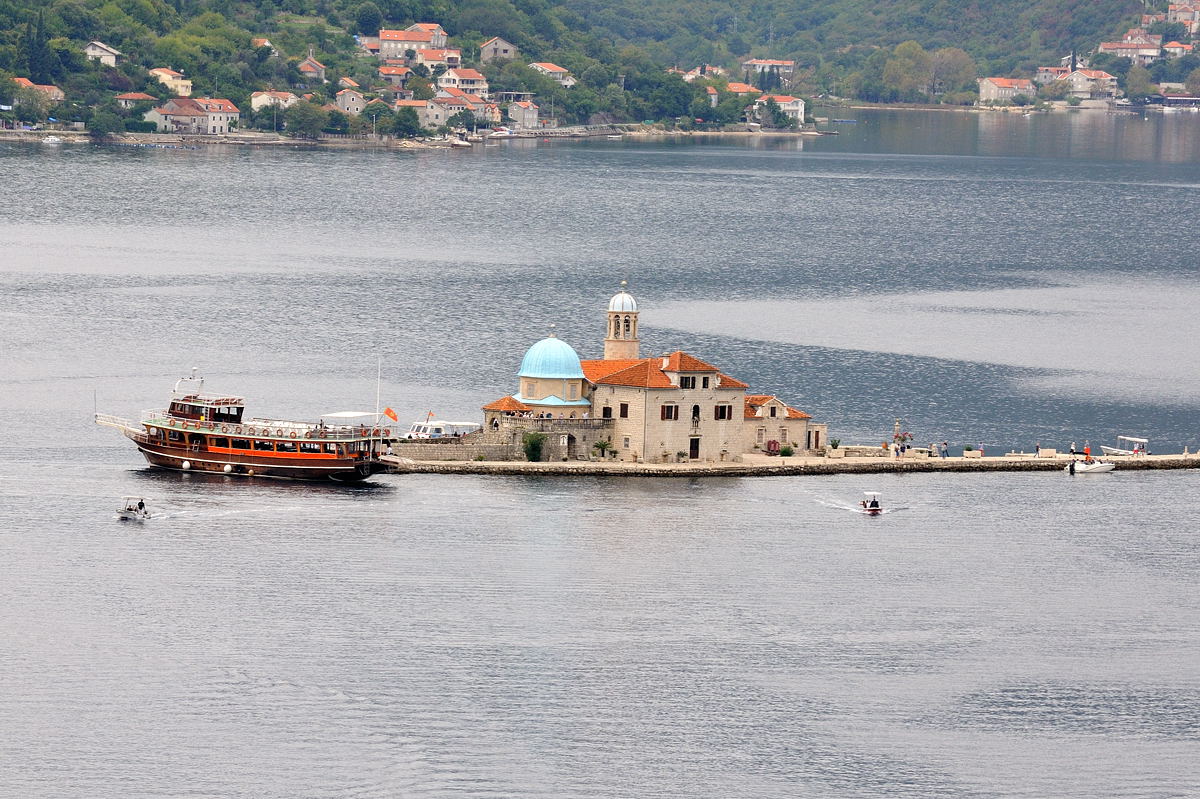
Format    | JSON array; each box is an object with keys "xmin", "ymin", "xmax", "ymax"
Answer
[{"xmin": 2, "ymin": 109, "xmax": 1199, "ymax": 796}]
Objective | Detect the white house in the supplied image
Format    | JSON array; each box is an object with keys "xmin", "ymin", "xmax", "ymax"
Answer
[
  {"xmin": 250, "ymin": 91, "xmax": 298, "ymax": 111},
  {"xmin": 752, "ymin": 94, "xmax": 805, "ymax": 124},
  {"xmin": 437, "ymin": 68, "xmax": 489, "ymax": 98},
  {"xmin": 84, "ymin": 41, "xmax": 122, "ymax": 67},
  {"xmin": 529, "ymin": 62, "xmax": 577, "ymax": 87}
]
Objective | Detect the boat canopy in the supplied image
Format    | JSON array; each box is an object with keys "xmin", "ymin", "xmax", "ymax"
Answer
[
  {"xmin": 320, "ymin": 411, "xmax": 378, "ymax": 418},
  {"xmin": 1117, "ymin": 435, "xmax": 1148, "ymax": 444}
]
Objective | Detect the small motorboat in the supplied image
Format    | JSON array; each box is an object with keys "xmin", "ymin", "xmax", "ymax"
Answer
[
  {"xmin": 41, "ymin": 135, "xmax": 63, "ymax": 145},
  {"xmin": 859, "ymin": 491, "xmax": 883, "ymax": 515},
  {"xmin": 117, "ymin": 496, "xmax": 150, "ymax": 520},
  {"xmin": 1065, "ymin": 460, "xmax": 1115, "ymax": 475}
]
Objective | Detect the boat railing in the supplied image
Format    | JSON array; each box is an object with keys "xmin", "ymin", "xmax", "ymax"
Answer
[{"xmin": 95, "ymin": 413, "xmax": 149, "ymax": 443}]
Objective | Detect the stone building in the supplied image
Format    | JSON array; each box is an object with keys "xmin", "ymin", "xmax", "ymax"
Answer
[{"xmin": 480, "ymin": 285, "xmax": 827, "ymax": 462}]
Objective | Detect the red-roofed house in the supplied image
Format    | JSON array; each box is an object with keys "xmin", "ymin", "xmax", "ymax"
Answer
[
  {"xmin": 416, "ymin": 48, "xmax": 462, "ymax": 70},
  {"xmin": 1164, "ymin": 41, "xmax": 1194, "ymax": 57},
  {"xmin": 508, "ymin": 99, "xmax": 538, "ymax": 129},
  {"xmin": 437, "ymin": 68, "xmax": 489, "ymax": 98},
  {"xmin": 479, "ymin": 36, "xmax": 518, "ymax": 63},
  {"xmin": 378, "ymin": 29, "xmax": 434, "ymax": 58},
  {"xmin": 378, "ymin": 65, "xmax": 412, "ymax": 87},
  {"xmin": 13, "ymin": 77, "xmax": 65, "ymax": 103},
  {"xmin": 114, "ymin": 91, "xmax": 157, "ymax": 109},
  {"xmin": 753, "ymin": 94, "xmax": 805, "ymax": 124},
  {"xmin": 149, "ymin": 67, "xmax": 192, "ymax": 96},
  {"xmin": 529, "ymin": 62, "xmax": 577, "ymax": 87},
  {"xmin": 298, "ymin": 52, "xmax": 327, "ymax": 83},
  {"xmin": 1062, "ymin": 69, "xmax": 1118, "ymax": 99},
  {"xmin": 725, "ymin": 82, "xmax": 761, "ymax": 96},
  {"xmin": 1096, "ymin": 40, "xmax": 1161, "ymax": 65},
  {"xmin": 407, "ymin": 22, "xmax": 448, "ymax": 47},
  {"xmin": 336, "ymin": 89, "xmax": 365, "ymax": 115},
  {"xmin": 250, "ymin": 90, "xmax": 299, "ymax": 111},
  {"xmin": 144, "ymin": 97, "xmax": 240, "ymax": 134},
  {"xmin": 977, "ymin": 77, "xmax": 1037, "ymax": 103}
]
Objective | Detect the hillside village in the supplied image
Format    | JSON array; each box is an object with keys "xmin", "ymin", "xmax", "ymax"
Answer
[{"xmin": 3, "ymin": 1, "xmax": 1200, "ymax": 137}]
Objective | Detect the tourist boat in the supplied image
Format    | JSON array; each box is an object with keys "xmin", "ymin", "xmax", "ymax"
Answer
[
  {"xmin": 1064, "ymin": 459, "xmax": 1116, "ymax": 474},
  {"xmin": 95, "ymin": 370, "xmax": 391, "ymax": 482},
  {"xmin": 859, "ymin": 491, "xmax": 883, "ymax": 515},
  {"xmin": 1100, "ymin": 435, "xmax": 1148, "ymax": 456},
  {"xmin": 117, "ymin": 496, "xmax": 150, "ymax": 521}
]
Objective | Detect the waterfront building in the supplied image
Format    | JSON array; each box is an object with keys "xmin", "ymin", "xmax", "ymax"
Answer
[
  {"xmin": 752, "ymin": 94, "xmax": 805, "ymax": 124},
  {"xmin": 977, "ymin": 77, "xmax": 1037, "ymax": 103},
  {"xmin": 13, "ymin": 77, "xmax": 65, "ymax": 103},
  {"xmin": 250, "ymin": 91, "xmax": 298, "ymax": 112},
  {"xmin": 115, "ymin": 92, "xmax": 156, "ymax": 109},
  {"xmin": 144, "ymin": 97, "xmax": 239, "ymax": 134},
  {"xmin": 508, "ymin": 100, "xmax": 539, "ymax": 129},
  {"xmin": 437, "ymin": 68, "xmax": 489, "ymax": 98},
  {"xmin": 481, "ymin": 286, "xmax": 827, "ymax": 462}
]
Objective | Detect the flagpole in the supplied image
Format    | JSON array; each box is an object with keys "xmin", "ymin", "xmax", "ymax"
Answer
[{"xmin": 374, "ymin": 356, "xmax": 381, "ymax": 427}]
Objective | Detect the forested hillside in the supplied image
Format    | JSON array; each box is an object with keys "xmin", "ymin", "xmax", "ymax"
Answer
[{"xmin": 0, "ymin": 0, "xmax": 1154, "ymax": 127}]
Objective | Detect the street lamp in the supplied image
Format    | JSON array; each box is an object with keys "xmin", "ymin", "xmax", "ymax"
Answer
[{"xmin": 370, "ymin": 112, "xmax": 377, "ymax": 137}]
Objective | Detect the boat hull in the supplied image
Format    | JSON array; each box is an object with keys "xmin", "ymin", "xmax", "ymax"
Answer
[
  {"xmin": 133, "ymin": 440, "xmax": 382, "ymax": 482},
  {"xmin": 1065, "ymin": 462, "xmax": 1116, "ymax": 474}
]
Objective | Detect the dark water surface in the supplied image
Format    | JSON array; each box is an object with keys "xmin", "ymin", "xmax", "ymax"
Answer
[{"xmin": 2, "ymin": 110, "xmax": 1199, "ymax": 796}]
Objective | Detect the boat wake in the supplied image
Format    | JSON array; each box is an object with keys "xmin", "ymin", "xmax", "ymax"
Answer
[{"xmin": 813, "ymin": 498, "xmax": 909, "ymax": 514}]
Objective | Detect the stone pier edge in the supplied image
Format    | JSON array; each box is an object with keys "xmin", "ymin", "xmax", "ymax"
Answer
[{"xmin": 377, "ymin": 455, "xmax": 1200, "ymax": 478}]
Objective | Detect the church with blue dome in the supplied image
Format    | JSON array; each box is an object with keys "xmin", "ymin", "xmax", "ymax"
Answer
[{"xmin": 482, "ymin": 284, "xmax": 827, "ymax": 463}]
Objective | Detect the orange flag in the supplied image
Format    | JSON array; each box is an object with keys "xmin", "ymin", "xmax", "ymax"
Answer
[{"xmin": 384, "ymin": 407, "xmax": 399, "ymax": 422}]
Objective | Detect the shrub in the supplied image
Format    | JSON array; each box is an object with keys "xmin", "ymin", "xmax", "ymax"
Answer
[
  {"xmin": 780, "ymin": 445, "xmax": 794, "ymax": 456},
  {"xmin": 522, "ymin": 432, "xmax": 546, "ymax": 462},
  {"xmin": 829, "ymin": 438, "xmax": 841, "ymax": 449}
]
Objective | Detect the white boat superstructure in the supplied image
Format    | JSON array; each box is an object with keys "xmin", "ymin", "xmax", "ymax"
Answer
[
  {"xmin": 1100, "ymin": 435, "xmax": 1148, "ymax": 456},
  {"xmin": 1065, "ymin": 460, "xmax": 1115, "ymax": 474}
]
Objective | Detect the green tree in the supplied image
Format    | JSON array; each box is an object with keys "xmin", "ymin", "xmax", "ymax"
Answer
[
  {"xmin": 284, "ymin": 100, "xmax": 327, "ymax": 138},
  {"xmin": 446, "ymin": 109, "xmax": 475, "ymax": 129},
  {"xmin": 592, "ymin": 439, "xmax": 612, "ymax": 458},
  {"xmin": 1186, "ymin": 67, "xmax": 1200, "ymax": 96},
  {"xmin": 930, "ymin": 48, "xmax": 976, "ymax": 95},
  {"xmin": 1011, "ymin": 93, "xmax": 1032, "ymax": 106},
  {"xmin": 1124, "ymin": 63, "xmax": 1156, "ymax": 102},
  {"xmin": 355, "ymin": 2, "xmax": 382, "ymax": 36},
  {"xmin": 324, "ymin": 109, "xmax": 349, "ymax": 133},
  {"xmin": 1039, "ymin": 78, "xmax": 1070, "ymax": 101},
  {"xmin": 387, "ymin": 105, "xmax": 422, "ymax": 136},
  {"xmin": 87, "ymin": 109, "xmax": 124, "ymax": 138},
  {"xmin": 882, "ymin": 40, "xmax": 931, "ymax": 100},
  {"xmin": 408, "ymin": 75, "xmax": 434, "ymax": 99}
]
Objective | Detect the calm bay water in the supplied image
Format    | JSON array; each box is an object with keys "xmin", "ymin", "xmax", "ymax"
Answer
[{"xmin": 2, "ymin": 109, "xmax": 1199, "ymax": 796}]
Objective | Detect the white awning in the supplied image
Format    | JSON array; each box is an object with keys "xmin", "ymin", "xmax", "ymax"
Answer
[
  {"xmin": 320, "ymin": 411, "xmax": 377, "ymax": 418},
  {"xmin": 1116, "ymin": 435, "xmax": 1148, "ymax": 443}
]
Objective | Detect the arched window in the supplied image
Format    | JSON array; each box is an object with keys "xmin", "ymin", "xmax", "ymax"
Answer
[
  {"xmin": 691, "ymin": 404, "xmax": 701, "ymax": 422},
  {"xmin": 623, "ymin": 315, "xmax": 631, "ymax": 337}
]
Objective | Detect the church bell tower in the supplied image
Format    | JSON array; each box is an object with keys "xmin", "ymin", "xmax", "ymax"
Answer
[{"xmin": 604, "ymin": 281, "xmax": 640, "ymax": 360}]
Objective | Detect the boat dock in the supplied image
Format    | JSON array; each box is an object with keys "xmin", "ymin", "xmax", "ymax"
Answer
[{"xmin": 375, "ymin": 452, "xmax": 1200, "ymax": 478}]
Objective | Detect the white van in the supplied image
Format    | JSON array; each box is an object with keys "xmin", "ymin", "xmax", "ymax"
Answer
[{"xmin": 407, "ymin": 420, "xmax": 481, "ymax": 439}]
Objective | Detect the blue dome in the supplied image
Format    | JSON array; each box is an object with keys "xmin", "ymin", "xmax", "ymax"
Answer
[{"xmin": 518, "ymin": 335, "xmax": 584, "ymax": 379}]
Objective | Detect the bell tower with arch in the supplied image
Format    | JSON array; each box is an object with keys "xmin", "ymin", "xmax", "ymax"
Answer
[{"xmin": 604, "ymin": 281, "xmax": 640, "ymax": 360}]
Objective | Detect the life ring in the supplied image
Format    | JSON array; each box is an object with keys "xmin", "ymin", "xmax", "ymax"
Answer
[
  {"xmin": 235, "ymin": 426, "xmax": 243, "ymax": 434},
  {"xmin": 304, "ymin": 431, "xmax": 312, "ymax": 439},
  {"xmin": 383, "ymin": 428, "xmax": 390, "ymax": 436},
  {"xmin": 275, "ymin": 429, "xmax": 283, "ymax": 437},
  {"xmin": 290, "ymin": 431, "xmax": 297, "ymax": 439},
  {"xmin": 168, "ymin": 419, "xmax": 177, "ymax": 427},
  {"xmin": 372, "ymin": 428, "xmax": 381, "ymax": 436},
  {"xmin": 318, "ymin": 431, "xmax": 327, "ymax": 439},
  {"xmin": 245, "ymin": 427, "xmax": 254, "ymax": 436},
  {"xmin": 221, "ymin": 425, "xmax": 229, "ymax": 433}
]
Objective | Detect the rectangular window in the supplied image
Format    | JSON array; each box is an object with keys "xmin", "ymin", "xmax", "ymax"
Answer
[
  {"xmin": 231, "ymin": 439, "xmax": 250, "ymax": 449},
  {"xmin": 212, "ymin": 437, "xmax": 229, "ymax": 448},
  {"xmin": 714, "ymin": 405, "xmax": 732, "ymax": 420},
  {"xmin": 679, "ymin": 376, "xmax": 696, "ymax": 389},
  {"xmin": 569, "ymin": 384, "xmax": 578, "ymax": 399},
  {"xmin": 780, "ymin": 427, "xmax": 789, "ymax": 443},
  {"xmin": 769, "ymin": 406, "xmax": 777, "ymax": 417},
  {"xmin": 602, "ymin": 406, "xmax": 612, "ymax": 419},
  {"xmin": 623, "ymin": 436, "xmax": 630, "ymax": 449},
  {"xmin": 619, "ymin": 403, "xmax": 629, "ymax": 418},
  {"xmin": 325, "ymin": 443, "xmax": 338, "ymax": 454},
  {"xmin": 525, "ymin": 382, "xmax": 536, "ymax": 397},
  {"xmin": 168, "ymin": 430, "xmax": 183, "ymax": 442},
  {"xmin": 254, "ymin": 439, "xmax": 274, "ymax": 451},
  {"xmin": 300, "ymin": 442, "xmax": 322, "ymax": 453},
  {"xmin": 661, "ymin": 405, "xmax": 679, "ymax": 421},
  {"xmin": 702, "ymin": 376, "xmax": 710, "ymax": 388},
  {"xmin": 278, "ymin": 440, "xmax": 298, "ymax": 452},
  {"xmin": 757, "ymin": 428, "xmax": 765, "ymax": 444}
]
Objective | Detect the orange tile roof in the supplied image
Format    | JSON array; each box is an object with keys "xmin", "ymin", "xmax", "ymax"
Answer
[
  {"xmin": 593, "ymin": 360, "xmax": 676, "ymax": 388},
  {"xmin": 662, "ymin": 351, "xmax": 719, "ymax": 372},
  {"xmin": 115, "ymin": 91, "xmax": 156, "ymax": 100},
  {"xmin": 786, "ymin": 407, "xmax": 811, "ymax": 419},
  {"xmin": 395, "ymin": 99, "xmax": 427, "ymax": 107},
  {"xmin": 449, "ymin": 68, "xmax": 485, "ymax": 80},
  {"xmin": 531, "ymin": 62, "xmax": 568, "ymax": 72},
  {"xmin": 379, "ymin": 66, "xmax": 411, "ymax": 75},
  {"xmin": 717, "ymin": 373, "xmax": 748, "ymax": 389},
  {"xmin": 482, "ymin": 396, "xmax": 531, "ymax": 412},
  {"xmin": 580, "ymin": 359, "xmax": 644, "ymax": 383},
  {"xmin": 380, "ymin": 29, "xmax": 432, "ymax": 42},
  {"xmin": 984, "ymin": 77, "xmax": 1035, "ymax": 89},
  {"xmin": 726, "ymin": 82, "xmax": 760, "ymax": 94}
]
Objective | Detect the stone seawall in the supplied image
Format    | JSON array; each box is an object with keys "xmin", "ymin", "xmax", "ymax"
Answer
[{"xmin": 376, "ymin": 455, "xmax": 1199, "ymax": 478}]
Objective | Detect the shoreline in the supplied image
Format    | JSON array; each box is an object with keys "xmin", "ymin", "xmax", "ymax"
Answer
[{"xmin": 377, "ymin": 452, "xmax": 1200, "ymax": 478}]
